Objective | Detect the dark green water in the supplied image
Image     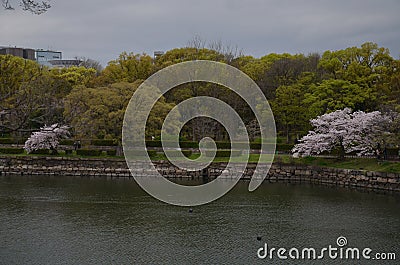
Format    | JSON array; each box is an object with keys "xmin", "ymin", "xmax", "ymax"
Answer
[{"xmin": 0, "ymin": 175, "xmax": 399, "ymax": 265}]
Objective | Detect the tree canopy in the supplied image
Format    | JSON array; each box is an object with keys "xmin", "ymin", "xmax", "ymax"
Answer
[
  {"xmin": 1, "ymin": 42, "xmax": 399, "ymax": 145},
  {"xmin": 292, "ymin": 108, "xmax": 394, "ymax": 159}
]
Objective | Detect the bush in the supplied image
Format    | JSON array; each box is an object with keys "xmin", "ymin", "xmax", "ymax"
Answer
[
  {"xmin": 250, "ymin": 142, "xmax": 261, "ymax": 149},
  {"xmin": 182, "ymin": 150, "xmax": 192, "ymax": 157},
  {"xmin": 386, "ymin": 148, "xmax": 399, "ymax": 157},
  {"xmin": 0, "ymin": 138, "xmax": 14, "ymax": 144},
  {"xmin": 0, "ymin": 148, "xmax": 24, "ymax": 154},
  {"xmin": 65, "ymin": 149, "xmax": 73, "ymax": 155},
  {"xmin": 106, "ymin": 150, "xmax": 117, "ymax": 156},
  {"xmin": 145, "ymin": 140, "xmax": 199, "ymax": 149},
  {"xmin": 30, "ymin": 149, "xmax": 50, "ymax": 155},
  {"xmin": 276, "ymin": 144, "xmax": 294, "ymax": 152},
  {"xmin": 209, "ymin": 141, "xmax": 278, "ymax": 150},
  {"xmin": 146, "ymin": 140, "xmax": 162, "ymax": 147},
  {"xmin": 147, "ymin": 150, "xmax": 158, "ymax": 157},
  {"xmin": 215, "ymin": 142, "xmax": 231, "ymax": 149},
  {"xmin": 91, "ymin": 139, "xmax": 117, "ymax": 146},
  {"xmin": 59, "ymin": 139, "xmax": 75, "ymax": 145},
  {"xmin": 179, "ymin": 141, "xmax": 198, "ymax": 148},
  {"xmin": 76, "ymin": 149, "xmax": 103, "ymax": 156},
  {"xmin": 205, "ymin": 150, "xmax": 242, "ymax": 157},
  {"xmin": 0, "ymin": 138, "xmax": 27, "ymax": 144},
  {"xmin": 143, "ymin": 140, "xmax": 295, "ymax": 152}
]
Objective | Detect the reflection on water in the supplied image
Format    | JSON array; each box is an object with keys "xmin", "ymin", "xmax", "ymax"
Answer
[{"xmin": 0, "ymin": 175, "xmax": 399, "ymax": 264}]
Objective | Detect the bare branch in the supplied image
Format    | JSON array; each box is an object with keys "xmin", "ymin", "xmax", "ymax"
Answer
[
  {"xmin": 187, "ymin": 35, "xmax": 206, "ymax": 50},
  {"xmin": 2, "ymin": 0, "xmax": 15, "ymax": 10},
  {"xmin": 2, "ymin": 0, "xmax": 51, "ymax": 14}
]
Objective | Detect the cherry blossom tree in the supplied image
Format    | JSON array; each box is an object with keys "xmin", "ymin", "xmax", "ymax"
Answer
[
  {"xmin": 24, "ymin": 124, "xmax": 69, "ymax": 154},
  {"xmin": 292, "ymin": 108, "xmax": 392, "ymax": 159}
]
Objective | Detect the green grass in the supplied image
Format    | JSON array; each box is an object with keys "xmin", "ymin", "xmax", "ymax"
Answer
[
  {"xmin": 149, "ymin": 153, "xmax": 273, "ymax": 163},
  {"xmin": 172, "ymin": 153, "xmax": 400, "ymax": 173},
  {"xmin": 0, "ymin": 150, "xmax": 123, "ymax": 159},
  {"xmin": 1, "ymin": 151, "xmax": 399, "ymax": 173},
  {"xmin": 274, "ymin": 155, "xmax": 400, "ymax": 173}
]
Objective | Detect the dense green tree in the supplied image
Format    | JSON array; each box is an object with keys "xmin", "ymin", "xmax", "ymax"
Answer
[
  {"xmin": 318, "ymin": 43, "xmax": 395, "ymax": 102},
  {"xmin": 64, "ymin": 81, "xmax": 138, "ymax": 139},
  {"xmin": 303, "ymin": 79, "xmax": 377, "ymax": 118},
  {"xmin": 0, "ymin": 55, "xmax": 59, "ymax": 134},
  {"xmin": 63, "ymin": 81, "xmax": 177, "ymax": 139},
  {"xmin": 155, "ymin": 47, "xmax": 223, "ymax": 69},
  {"xmin": 389, "ymin": 60, "xmax": 400, "ymax": 111},
  {"xmin": 238, "ymin": 53, "xmax": 321, "ymax": 99},
  {"xmin": 1, "ymin": 42, "xmax": 399, "ymax": 143},
  {"xmin": 97, "ymin": 52, "xmax": 154, "ymax": 85},
  {"xmin": 50, "ymin": 66, "xmax": 97, "ymax": 87},
  {"xmin": 23, "ymin": 74, "xmax": 72, "ymax": 128},
  {"xmin": 319, "ymin": 43, "xmax": 393, "ymax": 80},
  {"xmin": 272, "ymin": 85, "xmax": 308, "ymax": 143}
]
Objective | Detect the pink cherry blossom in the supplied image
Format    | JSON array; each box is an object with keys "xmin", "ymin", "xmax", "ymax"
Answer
[
  {"xmin": 24, "ymin": 124, "xmax": 70, "ymax": 153},
  {"xmin": 292, "ymin": 108, "xmax": 392, "ymax": 158}
]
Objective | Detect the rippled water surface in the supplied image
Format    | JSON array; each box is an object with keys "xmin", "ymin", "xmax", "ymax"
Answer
[{"xmin": 0, "ymin": 175, "xmax": 399, "ymax": 264}]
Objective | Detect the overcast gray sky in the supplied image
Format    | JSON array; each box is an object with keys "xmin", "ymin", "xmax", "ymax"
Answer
[{"xmin": 1, "ymin": 0, "xmax": 399, "ymax": 66}]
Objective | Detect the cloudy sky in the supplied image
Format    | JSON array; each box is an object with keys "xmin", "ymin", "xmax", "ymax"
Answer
[{"xmin": 1, "ymin": 0, "xmax": 399, "ymax": 66}]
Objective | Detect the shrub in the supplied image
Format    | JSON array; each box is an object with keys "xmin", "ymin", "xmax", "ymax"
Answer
[
  {"xmin": 215, "ymin": 142, "xmax": 231, "ymax": 149},
  {"xmin": 145, "ymin": 140, "xmax": 199, "ymax": 149},
  {"xmin": 76, "ymin": 149, "xmax": 103, "ymax": 156},
  {"xmin": 0, "ymin": 138, "xmax": 14, "ymax": 144},
  {"xmin": 91, "ymin": 139, "xmax": 117, "ymax": 146},
  {"xmin": 386, "ymin": 148, "xmax": 399, "ymax": 157},
  {"xmin": 179, "ymin": 141, "xmax": 198, "ymax": 148},
  {"xmin": 147, "ymin": 150, "xmax": 158, "ymax": 157},
  {"xmin": 144, "ymin": 140, "xmax": 295, "ymax": 153},
  {"xmin": 0, "ymin": 138, "xmax": 27, "ymax": 144},
  {"xmin": 65, "ymin": 149, "xmax": 73, "ymax": 155},
  {"xmin": 59, "ymin": 139, "xmax": 75, "ymax": 145},
  {"xmin": 106, "ymin": 150, "xmax": 117, "ymax": 156},
  {"xmin": 0, "ymin": 148, "xmax": 25, "ymax": 154},
  {"xmin": 182, "ymin": 150, "xmax": 192, "ymax": 157},
  {"xmin": 211, "ymin": 141, "xmax": 275, "ymax": 150},
  {"xmin": 30, "ymin": 149, "xmax": 50, "ymax": 155},
  {"xmin": 250, "ymin": 142, "xmax": 261, "ymax": 149},
  {"xmin": 205, "ymin": 150, "xmax": 242, "ymax": 157},
  {"xmin": 146, "ymin": 140, "xmax": 162, "ymax": 147},
  {"xmin": 276, "ymin": 144, "xmax": 294, "ymax": 152}
]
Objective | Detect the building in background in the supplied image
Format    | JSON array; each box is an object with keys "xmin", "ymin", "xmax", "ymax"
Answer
[
  {"xmin": 48, "ymin": 59, "xmax": 82, "ymax": 68},
  {"xmin": 154, "ymin": 51, "xmax": 164, "ymax": 60},
  {"xmin": 2, "ymin": 45, "xmax": 84, "ymax": 68},
  {"xmin": 35, "ymin": 49, "xmax": 62, "ymax": 67},
  {"xmin": 0, "ymin": 46, "xmax": 36, "ymax": 60}
]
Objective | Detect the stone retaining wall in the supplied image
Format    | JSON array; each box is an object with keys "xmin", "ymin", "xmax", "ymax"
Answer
[{"xmin": 0, "ymin": 156, "xmax": 399, "ymax": 192}]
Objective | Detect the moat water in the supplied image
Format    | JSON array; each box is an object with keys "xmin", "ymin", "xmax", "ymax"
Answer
[{"xmin": 0, "ymin": 175, "xmax": 399, "ymax": 264}]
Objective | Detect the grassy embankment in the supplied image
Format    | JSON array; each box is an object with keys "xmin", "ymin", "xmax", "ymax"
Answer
[{"xmin": 1, "ymin": 151, "xmax": 399, "ymax": 173}]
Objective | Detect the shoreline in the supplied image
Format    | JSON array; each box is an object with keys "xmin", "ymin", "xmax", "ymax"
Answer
[{"xmin": 0, "ymin": 155, "xmax": 399, "ymax": 194}]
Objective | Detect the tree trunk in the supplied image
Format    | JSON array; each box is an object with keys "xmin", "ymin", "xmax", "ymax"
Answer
[
  {"xmin": 338, "ymin": 144, "xmax": 345, "ymax": 161},
  {"xmin": 286, "ymin": 123, "xmax": 290, "ymax": 144}
]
